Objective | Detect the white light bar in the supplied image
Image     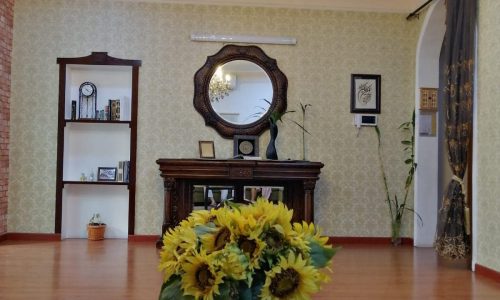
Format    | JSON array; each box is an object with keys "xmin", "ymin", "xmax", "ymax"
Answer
[{"xmin": 190, "ymin": 33, "xmax": 296, "ymax": 45}]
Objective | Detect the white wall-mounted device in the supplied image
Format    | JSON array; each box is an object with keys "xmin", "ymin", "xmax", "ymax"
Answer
[{"xmin": 354, "ymin": 114, "xmax": 378, "ymax": 128}]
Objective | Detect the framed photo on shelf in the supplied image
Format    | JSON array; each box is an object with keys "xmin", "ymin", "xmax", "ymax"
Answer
[
  {"xmin": 109, "ymin": 99, "xmax": 121, "ymax": 120},
  {"xmin": 199, "ymin": 141, "xmax": 215, "ymax": 159},
  {"xmin": 97, "ymin": 167, "xmax": 117, "ymax": 181},
  {"xmin": 233, "ymin": 135, "xmax": 259, "ymax": 157},
  {"xmin": 350, "ymin": 74, "xmax": 381, "ymax": 114}
]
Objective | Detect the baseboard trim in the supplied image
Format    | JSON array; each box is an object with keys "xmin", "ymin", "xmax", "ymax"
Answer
[
  {"xmin": 475, "ymin": 263, "xmax": 500, "ymax": 283},
  {"xmin": 128, "ymin": 235, "xmax": 160, "ymax": 242},
  {"xmin": 329, "ymin": 236, "xmax": 414, "ymax": 246},
  {"xmin": 0, "ymin": 232, "xmax": 7, "ymax": 242},
  {"xmin": 2, "ymin": 233, "xmax": 61, "ymax": 241}
]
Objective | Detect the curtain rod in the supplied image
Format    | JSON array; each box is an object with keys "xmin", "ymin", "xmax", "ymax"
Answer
[{"xmin": 406, "ymin": 0, "xmax": 435, "ymax": 20}]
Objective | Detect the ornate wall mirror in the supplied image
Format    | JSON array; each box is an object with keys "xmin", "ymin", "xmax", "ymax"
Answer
[{"xmin": 194, "ymin": 45, "xmax": 287, "ymax": 138}]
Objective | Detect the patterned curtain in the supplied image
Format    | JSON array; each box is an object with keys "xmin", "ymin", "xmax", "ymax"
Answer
[{"xmin": 435, "ymin": 0, "xmax": 477, "ymax": 260}]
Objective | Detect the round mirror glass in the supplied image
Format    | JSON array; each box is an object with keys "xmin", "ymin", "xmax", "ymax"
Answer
[{"xmin": 209, "ymin": 60, "xmax": 272, "ymax": 125}]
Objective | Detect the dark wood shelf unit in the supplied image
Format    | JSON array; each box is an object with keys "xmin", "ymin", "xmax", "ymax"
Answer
[{"xmin": 55, "ymin": 52, "xmax": 141, "ymax": 235}]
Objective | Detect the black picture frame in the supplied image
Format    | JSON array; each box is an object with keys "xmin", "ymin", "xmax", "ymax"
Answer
[
  {"xmin": 97, "ymin": 167, "xmax": 117, "ymax": 181},
  {"xmin": 350, "ymin": 74, "xmax": 381, "ymax": 114},
  {"xmin": 199, "ymin": 141, "xmax": 215, "ymax": 159},
  {"xmin": 233, "ymin": 135, "xmax": 259, "ymax": 157}
]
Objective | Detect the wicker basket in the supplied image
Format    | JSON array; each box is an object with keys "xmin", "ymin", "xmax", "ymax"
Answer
[{"xmin": 87, "ymin": 224, "xmax": 106, "ymax": 241}]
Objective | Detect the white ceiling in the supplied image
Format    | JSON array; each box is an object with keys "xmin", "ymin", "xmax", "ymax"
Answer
[{"xmin": 121, "ymin": 0, "xmax": 429, "ymax": 13}]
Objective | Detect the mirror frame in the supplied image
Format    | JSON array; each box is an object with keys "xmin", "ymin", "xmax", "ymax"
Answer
[{"xmin": 194, "ymin": 45, "xmax": 287, "ymax": 138}]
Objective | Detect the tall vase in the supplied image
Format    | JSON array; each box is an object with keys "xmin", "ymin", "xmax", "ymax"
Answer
[
  {"xmin": 266, "ymin": 121, "xmax": 278, "ymax": 160},
  {"xmin": 391, "ymin": 220, "xmax": 402, "ymax": 246}
]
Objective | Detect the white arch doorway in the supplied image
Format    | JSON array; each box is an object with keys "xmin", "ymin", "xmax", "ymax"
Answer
[{"xmin": 414, "ymin": 0, "xmax": 446, "ymax": 247}]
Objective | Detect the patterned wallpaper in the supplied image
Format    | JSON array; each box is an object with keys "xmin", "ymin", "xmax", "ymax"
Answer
[
  {"xmin": 9, "ymin": 0, "xmax": 420, "ymax": 237},
  {"xmin": 477, "ymin": 0, "xmax": 500, "ymax": 272}
]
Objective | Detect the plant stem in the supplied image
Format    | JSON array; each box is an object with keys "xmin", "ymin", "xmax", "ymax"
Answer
[
  {"xmin": 302, "ymin": 107, "xmax": 306, "ymax": 160},
  {"xmin": 375, "ymin": 126, "xmax": 394, "ymax": 221}
]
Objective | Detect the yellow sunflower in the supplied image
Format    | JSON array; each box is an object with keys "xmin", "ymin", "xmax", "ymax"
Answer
[
  {"xmin": 240, "ymin": 197, "xmax": 276, "ymax": 222},
  {"xmin": 261, "ymin": 252, "xmax": 322, "ymax": 300},
  {"xmin": 212, "ymin": 245, "xmax": 249, "ymax": 281},
  {"xmin": 158, "ymin": 225, "xmax": 198, "ymax": 282},
  {"xmin": 235, "ymin": 234, "xmax": 266, "ymax": 271},
  {"xmin": 185, "ymin": 209, "xmax": 215, "ymax": 227},
  {"xmin": 181, "ymin": 250, "xmax": 224, "ymax": 300},
  {"xmin": 199, "ymin": 209, "xmax": 235, "ymax": 253},
  {"xmin": 293, "ymin": 222, "xmax": 330, "ymax": 247}
]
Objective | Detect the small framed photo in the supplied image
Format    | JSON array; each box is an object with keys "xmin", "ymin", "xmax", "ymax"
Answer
[
  {"xmin": 108, "ymin": 99, "xmax": 121, "ymax": 121},
  {"xmin": 97, "ymin": 167, "xmax": 117, "ymax": 181},
  {"xmin": 234, "ymin": 135, "xmax": 259, "ymax": 157},
  {"xmin": 350, "ymin": 74, "xmax": 381, "ymax": 114},
  {"xmin": 199, "ymin": 141, "xmax": 215, "ymax": 159}
]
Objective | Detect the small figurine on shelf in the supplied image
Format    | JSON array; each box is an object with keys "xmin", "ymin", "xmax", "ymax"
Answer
[
  {"xmin": 89, "ymin": 170, "xmax": 95, "ymax": 181},
  {"xmin": 80, "ymin": 173, "xmax": 87, "ymax": 181}
]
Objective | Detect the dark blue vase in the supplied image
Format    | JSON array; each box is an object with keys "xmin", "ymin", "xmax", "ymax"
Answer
[{"xmin": 266, "ymin": 121, "xmax": 278, "ymax": 160}]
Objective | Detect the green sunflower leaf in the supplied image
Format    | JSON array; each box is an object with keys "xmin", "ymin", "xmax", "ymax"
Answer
[
  {"xmin": 158, "ymin": 276, "xmax": 194, "ymax": 300},
  {"xmin": 250, "ymin": 271, "xmax": 266, "ymax": 300},
  {"xmin": 309, "ymin": 241, "xmax": 339, "ymax": 268},
  {"xmin": 194, "ymin": 223, "xmax": 217, "ymax": 236}
]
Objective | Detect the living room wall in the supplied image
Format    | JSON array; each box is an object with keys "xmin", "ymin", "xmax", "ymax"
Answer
[
  {"xmin": 8, "ymin": 0, "xmax": 420, "ymax": 237},
  {"xmin": 477, "ymin": 0, "xmax": 500, "ymax": 272}
]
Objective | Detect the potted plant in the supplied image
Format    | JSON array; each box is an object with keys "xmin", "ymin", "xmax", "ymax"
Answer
[
  {"xmin": 375, "ymin": 111, "xmax": 421, "ymax": 245},
  {"xmin": 87, "ymin": 213, "xmax": 106, "ymax": 241}
]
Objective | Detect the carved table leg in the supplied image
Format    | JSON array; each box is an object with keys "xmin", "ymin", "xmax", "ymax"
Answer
[
  {"xmin": 303, "ymin": 179, "xmax": 317, "ymax": 223},
  {"xmin": 156, "ymin": 177, "xmax": 176, "ymax": 248}
]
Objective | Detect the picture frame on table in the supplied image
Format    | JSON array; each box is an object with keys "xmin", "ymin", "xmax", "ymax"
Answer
[
  {"xmin": 199, "ymin": 141, "xmax": 215, "ymax": 159},
  {"xmin": 350, "ymin": 74, "xmax": 381, "ymax": 114},
  {"xmin": 97, "ymin": 167, "xmax": 117, "ymax": 181}
]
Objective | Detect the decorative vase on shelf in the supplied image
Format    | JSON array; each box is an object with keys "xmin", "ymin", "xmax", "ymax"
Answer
[{"xmin": 266, "ymin": 121, "xmax": 278, "ymax": 160}]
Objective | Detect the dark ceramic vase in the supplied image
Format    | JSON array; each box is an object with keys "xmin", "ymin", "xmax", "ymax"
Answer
[{"xmin": 266, "ymin": 121, "xmax": 278, "ymax": 160}]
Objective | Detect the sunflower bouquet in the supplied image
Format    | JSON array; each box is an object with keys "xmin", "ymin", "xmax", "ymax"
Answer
[{"xmin": 158, "ymin": 198, "xmax": 337, "ymax": 300}]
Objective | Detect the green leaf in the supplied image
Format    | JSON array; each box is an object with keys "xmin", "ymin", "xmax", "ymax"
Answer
[
  {"xmin": 309, "ymin": 241, "xmax": 338, "ymax": 268},
  {"xmin": 194, "ymin": 223, "xmax": 217, "ymax": 236},
  {"xmin": 159, "ymin": 276, "xmax": 194, "ymax": 300},
  {"xmin": 401, "ymin": 140, "xmax": 411, "ymax": 145},
  {"xmin": 289, "ymin": 119, "xmax": 312, "ymax": 135},
  {"xmin": 250, "ymin": 271, "xmax": 266, "ymax": 300},
  {"xmin": 405, "ymin": 159, "xmax": 412, "ymax": 164},
  {"xmin": 216, "ymin": 280, "xmax": 241, "ymax": 300}
]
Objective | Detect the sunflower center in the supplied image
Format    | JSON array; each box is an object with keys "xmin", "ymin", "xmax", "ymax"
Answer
[
  {"xmin": 262, "ymin": 228, "xmax": 286, "ymax": 254},
  {"xmin": 195, "ymin": 264, "xmax": 215, "ymax": 290},
  {"xmin": 270, "ymin": 268, "xmax": 300, "ymax": 298},
  {"xmin": 238, "ymin": 236, "xmax": 257, "ymax": 255},
  {"xmin": 214, "ymin": 227, "xmax": 231, "ymax": 251},
  {"xmin": 175, "ymin": 245, "xmax": 185, "ymax": 256}
]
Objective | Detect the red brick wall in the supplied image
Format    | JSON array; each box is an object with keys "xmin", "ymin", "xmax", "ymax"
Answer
[{"xmin": 0, "ymin": 0, "xmax": 13, "ymax": 234}]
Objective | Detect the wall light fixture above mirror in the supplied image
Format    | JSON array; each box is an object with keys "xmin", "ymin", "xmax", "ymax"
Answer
[
  {"xmin": 190, "ymin": 33, "xmax": 297, "ymax": 45},
  {"xmin": 194, "ymin": 45, "xmax": 288, "ymax": 138}
]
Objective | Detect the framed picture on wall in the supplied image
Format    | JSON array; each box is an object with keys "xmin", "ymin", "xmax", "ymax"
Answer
[
  {"xmin": 350, "ymin": 74, "xmax": 381, "ymax": 114},
  {"xmin": 199, "ymin": 141, "xmax": 215, "ymax": 159}
]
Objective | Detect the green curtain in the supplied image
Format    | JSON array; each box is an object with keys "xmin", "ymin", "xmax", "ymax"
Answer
[{"xmin": 435, "ymin": 0, "xmax": 476, "ymax": 260}]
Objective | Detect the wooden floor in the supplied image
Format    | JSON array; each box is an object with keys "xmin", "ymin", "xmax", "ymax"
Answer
[{"xmin": 1, "ymin": 239, "xmax": 500, "ymax": 299}]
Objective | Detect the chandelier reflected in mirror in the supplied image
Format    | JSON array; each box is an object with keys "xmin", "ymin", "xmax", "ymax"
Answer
[{"xmin": 209, "ymin": 66, "xmax": 233, "ymax": 102}]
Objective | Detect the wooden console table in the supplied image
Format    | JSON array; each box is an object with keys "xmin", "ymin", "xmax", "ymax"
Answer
[{"xmin": 156, "ymin": 159, "xmax": 324, "ymax": 248}]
